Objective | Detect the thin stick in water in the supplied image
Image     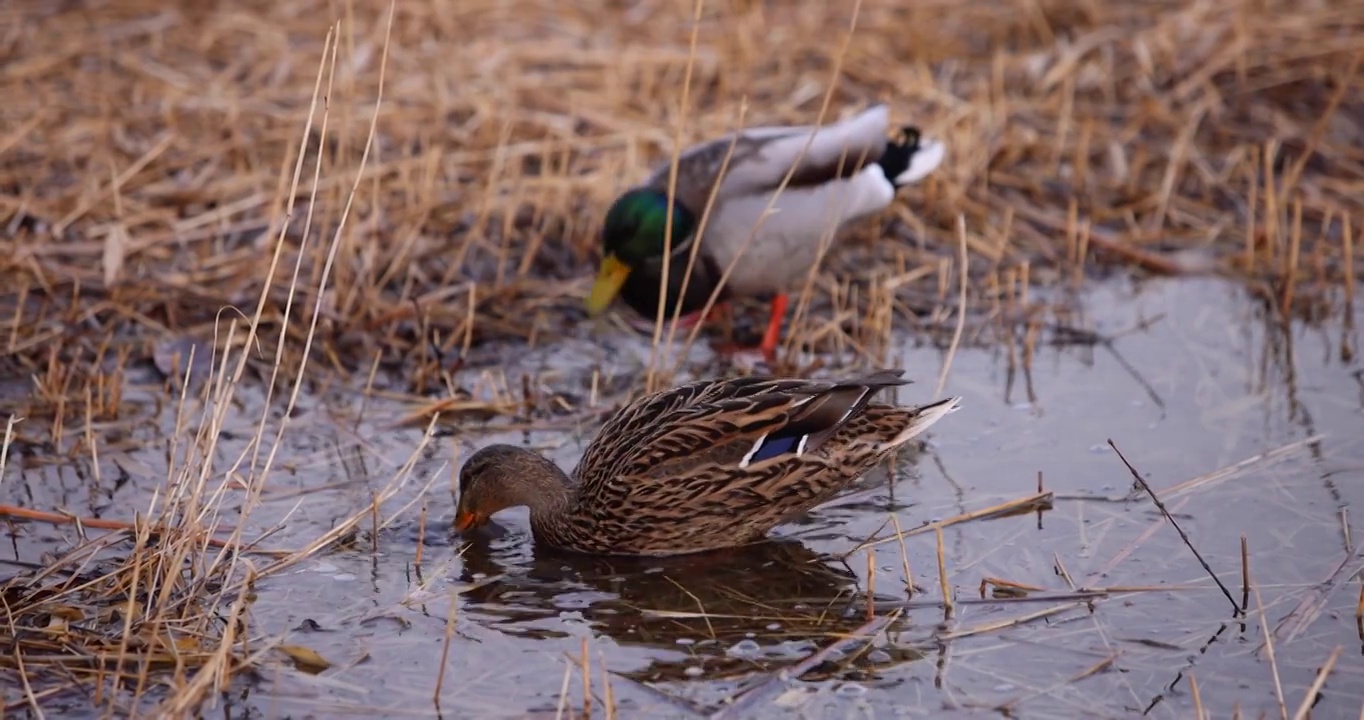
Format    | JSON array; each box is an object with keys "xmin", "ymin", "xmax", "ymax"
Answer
[
  {"xmin": 866, "ymin": 551, "xmax": 876, "ymax": 620},
  {"xmin": 432, "ymin": 588, "xmax": 458, "ymax": 703},
  {"xmin": 1254, "ymin": 581, "xmax": 1288, "ymax": 720},
  {"xmin": 934, "ymin": 214, "xmax": 969, "ymax": 398},
  {"xmin": 1108, "ymin": 439, "xmax": 1241, "ymax": 615},
  {"xmin": 1290, "ymin": 646, "xmax": 1341, "ymax": 720},
  {"xmin": 936, "ymin": 526, "xmax": 953, "ymax": 617},
  {"xmin": 581, "ymin": 636, "xmax": 592, "ymax": 720},
  {"xmin": 889, "ymin": 513, "xmax": 915, "ymax": 598}
]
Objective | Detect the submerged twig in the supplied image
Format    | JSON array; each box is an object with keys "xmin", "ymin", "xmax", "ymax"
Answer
[{"xmin": 1108, "ymin": 439, "xmax": 1241, "ymax": 615}]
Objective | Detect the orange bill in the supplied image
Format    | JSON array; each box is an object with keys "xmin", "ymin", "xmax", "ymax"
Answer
[{"xmin": 454, "ymin": 511, "xmax": 486, "ymax": 533}]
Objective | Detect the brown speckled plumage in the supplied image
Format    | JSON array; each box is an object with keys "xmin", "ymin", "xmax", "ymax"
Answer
[{"xmin": 455, "ymin": 370, "xmax": 961, "ymax": 556}]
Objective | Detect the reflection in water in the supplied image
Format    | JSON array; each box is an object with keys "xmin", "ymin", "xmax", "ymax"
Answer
[{"xmin": 456, "ymin": 538, "xmax": 922, "ymax": 683}]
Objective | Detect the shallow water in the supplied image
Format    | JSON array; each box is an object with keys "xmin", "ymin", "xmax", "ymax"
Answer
[{"xmin": 4, "ymin": 275, "xmax": 1362, "ymax": 718}]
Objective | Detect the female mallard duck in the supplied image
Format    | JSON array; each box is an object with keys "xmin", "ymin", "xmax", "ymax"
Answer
[
  {"xmin": 455, "ymin": 370, "xmax": 960, "ymax": 556},
  {"xmin": 585, "ymin": 105, "xmax": 946, "ymax": 359}
]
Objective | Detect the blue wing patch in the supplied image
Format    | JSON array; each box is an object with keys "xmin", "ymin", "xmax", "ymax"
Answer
[{"xmin": 741, "ymin": 431, "xmax": 808, "ymax": 467}]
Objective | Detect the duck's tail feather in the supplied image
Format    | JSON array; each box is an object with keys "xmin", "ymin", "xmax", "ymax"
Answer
[
  {"xmin": 878, "ymin": 126, "xmax": 947, "ymax": 187},
  {"xmin": 879, "ymin": 396, "xmax": 962, "ymax": 451}
]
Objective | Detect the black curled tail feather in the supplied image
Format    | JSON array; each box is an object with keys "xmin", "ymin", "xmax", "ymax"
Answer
[{"xmin": 877, "ymin": 125, "xmax": 926, "ymax": 187}]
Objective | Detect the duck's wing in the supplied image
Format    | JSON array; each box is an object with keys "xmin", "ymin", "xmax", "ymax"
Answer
[
  {"xmin": 643, "ymin": 105, "xmax": 895, "ymax": 212},
  {"xmin": 568, "ymin": 370, "xmax": 914, "ymax": 508}
]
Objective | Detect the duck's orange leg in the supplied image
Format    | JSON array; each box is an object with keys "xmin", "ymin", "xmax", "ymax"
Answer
[
  {"xmin": 758, "ymin": 292, "xmax": 789, "ymax": 362},
  {"xmin": 712, "ymin": 293, "xmax": 788, "ymax": 364}
]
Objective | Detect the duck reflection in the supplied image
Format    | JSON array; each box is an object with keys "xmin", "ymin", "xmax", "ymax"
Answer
[{"xmin": 455, "ymin": 535, "xmax": 922, "ymax": 683}]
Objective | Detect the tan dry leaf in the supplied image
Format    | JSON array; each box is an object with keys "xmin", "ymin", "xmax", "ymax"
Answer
[
  {"xmin": 103, "ymin": 223, "xmax": 129, "ymax": 287},
  {"xmin": 47, "ymin": 604, "xmax": 85, "ymax": 621},
  {"xmin": 278, "ymin": 644, "xmax": 332, "ymax": 674}
]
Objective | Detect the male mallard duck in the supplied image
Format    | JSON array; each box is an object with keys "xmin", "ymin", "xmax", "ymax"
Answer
[
  {"xmin": 585, "ymin": 104, "xmax": 946, "ymax": 359},
  {"xmin": 455, "ymin": 369, "xmax": 960, "ymax": 556}
]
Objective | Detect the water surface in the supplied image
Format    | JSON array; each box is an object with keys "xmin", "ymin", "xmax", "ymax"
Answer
[{"xmin": 4, "ymin": 276, "xmax": 1361, "ymax": 718}]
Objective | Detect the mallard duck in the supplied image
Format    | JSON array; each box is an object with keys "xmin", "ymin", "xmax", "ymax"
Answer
[
  {"xmin": 454, "ymin": 369, "xmax": 960, "ymax": 556},
  {"xmin": 584, "ymin": 104, "xmax": 946, "ymax": 359}
]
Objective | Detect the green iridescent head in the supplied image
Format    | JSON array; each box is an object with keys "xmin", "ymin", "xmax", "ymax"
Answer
[{"xmin": 586, "ymin": 189, "xmax": 697, "ymax": 315}]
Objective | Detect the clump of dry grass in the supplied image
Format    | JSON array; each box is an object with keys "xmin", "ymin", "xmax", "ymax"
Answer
[
  {"xmin": 4, "ymin": 0, "xmax": 1362, "ymax": 414},
  {"xmin": 0, "ymin": 13, "xmax": 442, "ymax": 715}
]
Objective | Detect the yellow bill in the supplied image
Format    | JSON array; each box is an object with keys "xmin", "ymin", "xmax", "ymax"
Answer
[{"xmin": 586, "ymin": 254, "xmax": 632, "ymax": 315}]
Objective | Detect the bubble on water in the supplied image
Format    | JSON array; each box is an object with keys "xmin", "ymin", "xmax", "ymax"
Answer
[
  {"xmin": 726, "ymin": 639, "xmax": 761, "ymax": 657},
  {"xmin": 775, "ymin": 640, "xmax": 814, "ymax": 658},
  {"xmin": 745, "ymin": 632, "xmax": 756, "ymax": 638},
  {"xmin": 766, "ymin": 623, "xmax": 782, "ymax": 631},
  {"xmin": 1089, "ymin": 443, "xmax": 1110, "ymax": 454},
  {"xmin": 867, "ymin": 649, "xmax": 892, "ymax": 663},
  {"xmin": 675, "ymin": 637, "xmax": 695, "ymax": 646},
  {"xmin": 774, "ymin": 688, "xmax": 810, "ymax": 708},
  {"xmin": 994, "ymin": 683, "xmax": 1016, "ymax": 692},
  {"xmin": 684, "ymin": 666, "xmax": 703, "ymax": 677},
  {"xmin": 836, "ymin": 682, "xmax": 867, "ymax": 697}
]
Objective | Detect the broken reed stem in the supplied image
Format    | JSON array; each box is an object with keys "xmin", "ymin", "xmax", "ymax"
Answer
[
  {"xmin": 1240, "ymin": 534, "xmax": 1250, "ymax": 612},
  {"xmin": 1281, "ymin": 198, "xmax": 1302, "ymax": 315},
  {"xmin": 848, "ymin": 490, "xmax": 1052, "ymax": 555},
  {"xmin": 415, "ymin": 502, "xmax": 428, "ymax": 566},
  {"xmin": 935, "ymin": 526, "xmax": 953, "ymax": 617},
  {"xmin": 889, "ymin": 513, "xmax": 915, "ymax": 598},
  {"xmin": 934, "ymin": 214, "xmax": 969, "ymax": 398},
  {"xmin": 866, "ymin": 551, "xmax": 876, "ymax": 620},
  {"xmin": 433, "ymin": 587, "xmax": 458, "ymax": 702},
  {"xmin": 0, "ymin": 415, "xmax": 21, "ymax": 487},
  {"xmin": 1053, "ymin": 553, "xmax": 1075, "ymax": 589},
  {"xmin": 555, "ymin": 658, "xmax": 574, "ymax": 719},
  {"xmin": 1290, "ymin": 646, "xmax": 1342, "ymax": 720},
  {"xmin": 1253, "ymin": 581, "xmax": 1289, "ymax": 720},
  {"xmin": 599, "ymin": 650, "xmax": 617, "ymax": 720},
  {"xmin": 581, "ymin": 636, "xmax": 592, "ymax": 720},
  {"xmin": 1108, "ymin": 439, "xmax": 1242, "ymax": 616},
  {"xmin": 370, "ymin": 492, "xmax": 380, "ymax": 555},
  {"xmin": 1345, "ymin": 216, "xmax": 1357, "ymax": 308},
  {"xmin": 645, "ymin": 0, "xmax": 702, "ymax": 387},
  {"xmin": 1356, "ymin": 583, "xmax": 1364, "ymax": 642}
]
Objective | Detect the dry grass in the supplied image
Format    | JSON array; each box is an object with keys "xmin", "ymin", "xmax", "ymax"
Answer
[
  {"xmin": 2, "ymin": 0, "xmax": 1364, "ymax": 716},
  {"xmin": 4, "ymin": 0, "xmax": 1362, "ymax": 407}
]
